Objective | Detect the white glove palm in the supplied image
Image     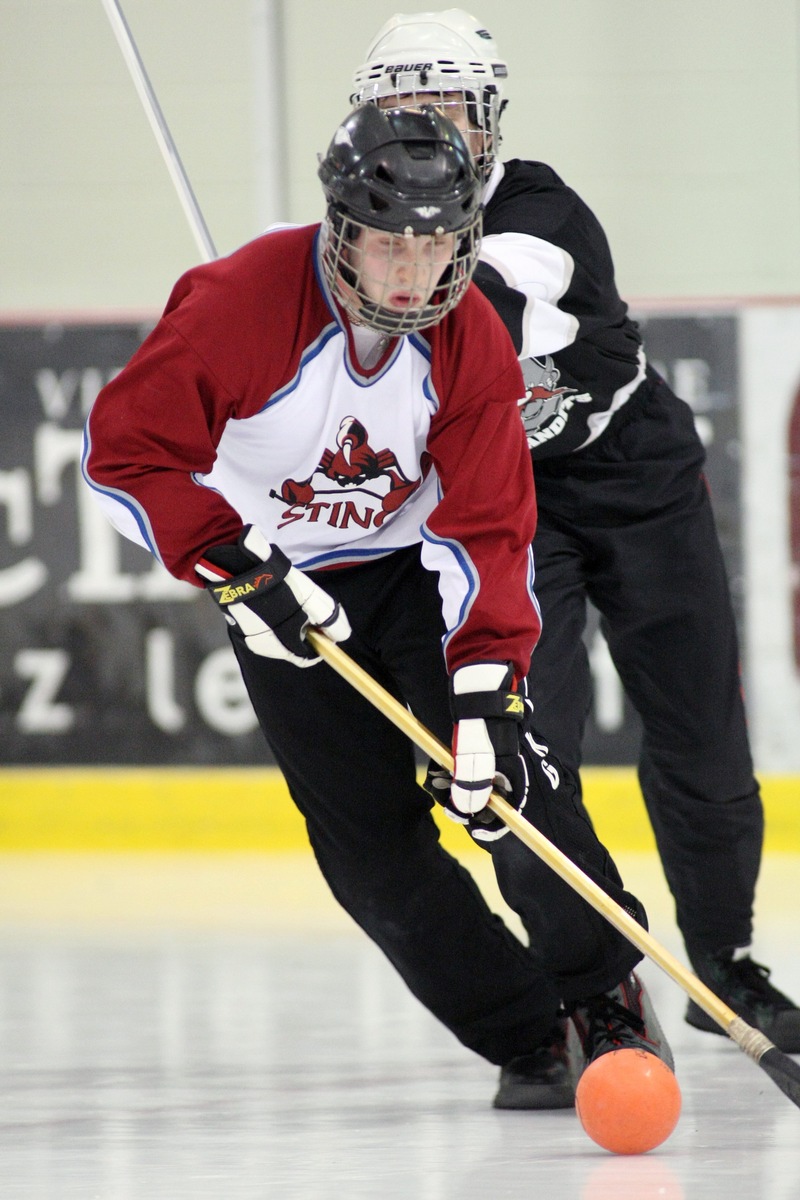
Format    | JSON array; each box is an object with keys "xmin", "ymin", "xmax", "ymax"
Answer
[{"xmin": 445, "ymin": 662, "xmax": 529, "ymax": 842}]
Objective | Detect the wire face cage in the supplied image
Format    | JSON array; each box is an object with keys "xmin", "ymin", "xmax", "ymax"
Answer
[{"xmin": 320, "ymin": 210, "xmax": 482, "ymax": 336}]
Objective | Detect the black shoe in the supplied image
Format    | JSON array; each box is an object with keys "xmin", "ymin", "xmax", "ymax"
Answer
[
  {"xmin": 570, "ymin": 971, "xmax": 675, "ymax": 1072},
  {"xmin": 493, "ymin": 1020, "xmax": 577, "ymax": 1110},
  {"xmin": 687, "ymin": 951, "xmax": 800, "ymax": 1052}
]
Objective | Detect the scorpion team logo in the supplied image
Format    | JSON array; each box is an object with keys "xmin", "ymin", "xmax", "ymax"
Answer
[{"xmin": 271, "ymin": 416, "xmax": 423, "ymax": 531}]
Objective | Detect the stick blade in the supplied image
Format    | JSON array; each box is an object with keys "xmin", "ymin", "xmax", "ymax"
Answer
[{"xmin": 759, "ymin": 1047, "xmax": 800, "ymax": 1108}]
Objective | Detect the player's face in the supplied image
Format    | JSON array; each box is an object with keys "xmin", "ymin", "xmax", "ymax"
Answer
[
  {"xmin": 379, "ymin": 92, "xmax": 488, "ymax": 166},
  {"xmin": 348, "ymin": 226, "xmax": 456, "ymax": 314}
]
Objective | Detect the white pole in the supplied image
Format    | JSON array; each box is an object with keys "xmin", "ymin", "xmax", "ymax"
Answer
[
  {"xmin": 99, "ymin": 0, "xmax": 218, "ymax": 263},
  {"xmin": 250, "ymin": 0, "xmax": 288, "ymax": 229}
]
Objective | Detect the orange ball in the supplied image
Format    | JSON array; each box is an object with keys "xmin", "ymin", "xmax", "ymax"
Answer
[{"xmin": 575, "ymin": 1049, "xmax": 682, "ymax": 1155}]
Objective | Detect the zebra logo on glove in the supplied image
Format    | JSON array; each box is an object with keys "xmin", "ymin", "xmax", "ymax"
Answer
[{"xmin": 212, "ymin": 573, "xmax": 274, "ymax": 605}]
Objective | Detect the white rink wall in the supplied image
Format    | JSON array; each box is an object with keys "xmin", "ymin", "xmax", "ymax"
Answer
[
  {"xmin": 1, "ymin": 0, "xmax": 799, "ymax": 310},
  {"xmin": 740, "ymin": 307, "xmax": 800, "ymax": 770}
]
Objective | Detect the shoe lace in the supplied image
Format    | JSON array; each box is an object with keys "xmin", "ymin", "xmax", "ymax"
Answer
[
  {"xmin": 576, "ymin": 994, "xmax": 645, "ymax": 1055},
  {"xmin": 728, "ymin": 957, "xmax": 795, "ymax": 1011}
]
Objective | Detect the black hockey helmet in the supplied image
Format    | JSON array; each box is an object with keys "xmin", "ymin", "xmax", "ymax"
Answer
[
  {"xmin": 317, "ymin": 105, "xmax": 482, "ymax": 334},
  {"xmin": 318, "ymin": 102, "xmax": 481, "ymax": 235}
]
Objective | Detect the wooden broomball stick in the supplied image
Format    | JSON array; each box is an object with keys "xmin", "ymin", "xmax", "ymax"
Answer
[{"xmin": 307, "ymin": 628, "xmax": 800, "ymax": 1111}]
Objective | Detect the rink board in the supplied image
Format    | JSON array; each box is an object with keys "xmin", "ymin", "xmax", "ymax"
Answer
[{"xmin": 0, "ymin": 766, "xmax": 796, "ymax": 852}]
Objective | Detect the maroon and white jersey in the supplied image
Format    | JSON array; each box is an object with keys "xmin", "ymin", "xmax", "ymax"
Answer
[{"xmin": 83, "ymin": 224, "xmax": 540, "ymax": 676}]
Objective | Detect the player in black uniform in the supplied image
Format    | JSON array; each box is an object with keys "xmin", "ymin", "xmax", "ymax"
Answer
[{"xmin": 351, "ymin": 9, "xmax": 800, "ymax": 1060}]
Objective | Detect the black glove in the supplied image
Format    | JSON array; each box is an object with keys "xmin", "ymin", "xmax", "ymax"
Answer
[
  {"xmin": 425, "ymin": 662, "xmax": 529, "ymax": 844},
  {"xmin": 195, "ymin": 525, "xmax": 350, "ymax": 667}
]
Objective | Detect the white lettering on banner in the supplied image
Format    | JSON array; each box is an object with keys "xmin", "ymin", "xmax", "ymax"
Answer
[
  {"xmin": 650, "ymin": 357, "xmax": 712, "ymax": 410},
  {"xmin": 0, "ymin": 468, "xmax": 35, "ymax": 541},
  {"xmin": 145, "ymin": 628, "xmax": 258, "ymax": 737},
  {"xmin": 0, "ymin": 468, "xmax": 48, "ymax": 605},
  {"xmin": 587, "ymin": 628, "xmax": 625, "ymax": 733},
  {"xmin": 32, "ymin": 422, "xmax": 192, "ymax": 603},
  {"xmin": 145, "ymin": 628, "xmax": 186, "ymax": 732},
  {"xmin": 0, "ymin": 559, "xmax": 49, "ymax": 608},
  {"xmin": 672, "ymin": 359, "xmax": 711, "ymax": 409},
  {"xmin": 3, "ymin": 341, "xmax": 265, "ymax": 754},
  {"xmin": 14, "ymin": 648, "xmax": 74, "ymax": 733},
  {"xmin": 6, "ymin": 627, "xmax": 258, "ymax": 741},
  {"xmin": 35, "ymin": 368, "xmax": 82, "ymax": 420},
  {"xmin": 195, "ymin": 646, "xmax": 259, "ymax": 736},
  {"xmin": 34, "ymin": 367, "xmax": 114, "ymax": 420},
  {"xmin": 650, "ymin": 357, "xmax": 714, "ymax": 446}
]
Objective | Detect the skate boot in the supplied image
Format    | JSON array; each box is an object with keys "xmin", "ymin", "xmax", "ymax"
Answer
[
  {"xmin": 570, "ymin": 970, "xmax": 675, "ymax": 1073},
  {"xmin": 493, "ymin": 1019, "xmax": 578, "ymax": 1109},
  {"xmin": 687, "ymin": 950, "xmax": 800, "ymax": 1053}
]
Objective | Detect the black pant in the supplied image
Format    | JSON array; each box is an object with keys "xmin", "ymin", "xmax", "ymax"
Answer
[
  {"xmin": 232, "ymin": 545, "xmax": 643, "ymax": 1066},
  {"xmin": 529, "ymin": 371, "xmax": 764, "ymax": 965}
]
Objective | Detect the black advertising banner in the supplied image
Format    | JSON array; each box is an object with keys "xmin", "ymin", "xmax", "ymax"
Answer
[
  {"xmin": 0, "ymin": 323, "xmax": 265, "ymax": 764},
  {"xmin": 0, "ymin": 317, "xmax": 742, "ymax": 766}
]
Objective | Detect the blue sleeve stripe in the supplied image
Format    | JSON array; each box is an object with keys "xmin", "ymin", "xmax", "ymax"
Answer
[{"xmin": 80, "ymin": 423, "xmax": 162, "ymax": 563}]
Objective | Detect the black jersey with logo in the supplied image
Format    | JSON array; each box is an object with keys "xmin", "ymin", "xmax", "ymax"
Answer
[{"xmin": 474, "ymin": 158, "xmax": 649, "ymax": 459}]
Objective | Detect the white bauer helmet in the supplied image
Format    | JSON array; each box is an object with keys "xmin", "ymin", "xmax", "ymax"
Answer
[{"xmin": 351, "ymin": 9, "xmax": 508, "ymax": 184}]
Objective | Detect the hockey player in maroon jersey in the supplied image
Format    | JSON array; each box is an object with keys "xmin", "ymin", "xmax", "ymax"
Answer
[
  {"xmin": 84, "ymin": 104, "xmax": 673, "ymax": 1110},
  {"xmin": 351, "ymin": 9, "xmax": 800, "ymax": 1078}
]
